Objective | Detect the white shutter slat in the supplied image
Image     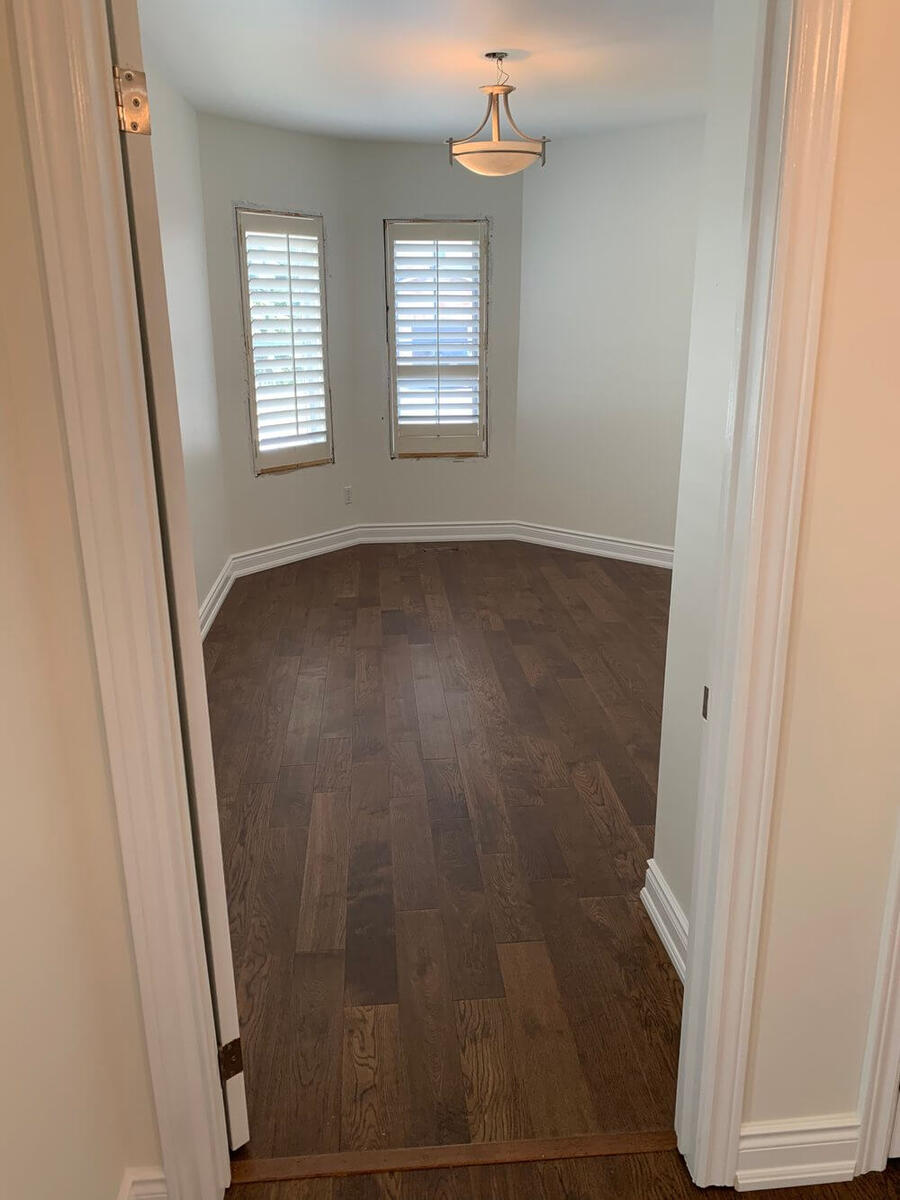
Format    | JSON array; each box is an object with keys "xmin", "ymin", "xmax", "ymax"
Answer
[
  {"xmin": 239, "ymin": 210, "xmax": 333, "ymax": 467},
  {"xmin": 389, "ymin": 227, "xmax": 484, "ymax": 439}
]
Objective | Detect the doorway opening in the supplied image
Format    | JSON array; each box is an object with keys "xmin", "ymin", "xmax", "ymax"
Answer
[{"xmin": 95, "ymin": 0, "xmax": 847, "ymax": 1189}]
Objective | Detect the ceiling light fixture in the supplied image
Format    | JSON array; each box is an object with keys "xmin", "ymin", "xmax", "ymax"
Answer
[{"xmin": 447, "ymin": 51, "xmax": 549, "ymax": 177}]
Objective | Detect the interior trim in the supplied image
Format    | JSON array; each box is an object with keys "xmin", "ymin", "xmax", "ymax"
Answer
[
  {"xmin": 198, "ymin": 520, "xmax": 674, "ymax": 638},
  {"xmin": 735, "ymin": 1115, "xmax": 860, "ymax": 1192},
  {"xmin": 641, "ymin": 859, "xmax": 689, "ymax": 983}
]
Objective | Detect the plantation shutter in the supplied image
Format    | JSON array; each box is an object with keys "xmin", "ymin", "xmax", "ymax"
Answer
[
  {"xmin": 237, "ymin": 209, "xmax": 334, "ymax": 472},
  {"xmin": 386, "ymin": 219, "xmax": 488, "ymax": 457}
]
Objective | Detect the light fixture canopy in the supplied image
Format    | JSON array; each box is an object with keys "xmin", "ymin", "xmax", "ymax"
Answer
[{"xmin": 447, "ymin": 51, "xmax": 549, "ymax": 177}]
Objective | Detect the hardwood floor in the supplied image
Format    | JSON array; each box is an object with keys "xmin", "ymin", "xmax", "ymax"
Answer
[
  {"xmin": 223, "ymin": 1154, "xmax": 900, "ymax": 1200},
  {"xmin": 204, "ymin": 541, "xmax": 680, "ymax": 1165}
]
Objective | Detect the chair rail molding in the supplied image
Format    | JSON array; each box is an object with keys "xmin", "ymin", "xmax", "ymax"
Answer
[
  {"xmin": 11, "ymin": 0, "xmax": 229, "ymax": 1196},
  {"xmin": 675, "ymin": 0, "xmax": 852, "ymax": 1186}
]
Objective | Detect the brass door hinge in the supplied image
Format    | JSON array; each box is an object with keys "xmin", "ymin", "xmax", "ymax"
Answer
[
  {"xmin": 218, "ymin": 1037, "xmax": 243, "ymax": 1082},
  {"xmin": 114, "ymin": 66, "xmax": 150, "ymax": 135}
]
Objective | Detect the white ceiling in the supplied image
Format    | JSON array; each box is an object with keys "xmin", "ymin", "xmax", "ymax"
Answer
[{"xmin": 139, "ymin": 0, "xmax": 713, "ymax": 142}]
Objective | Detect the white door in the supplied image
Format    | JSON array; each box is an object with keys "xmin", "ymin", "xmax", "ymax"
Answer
[{"xmin": 105, "ymin": 0, "xmax": 250, "ymax": 1150}]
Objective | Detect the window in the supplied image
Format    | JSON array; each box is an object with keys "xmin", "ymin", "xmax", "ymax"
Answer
[
  {"xmin": 237, "ymin": 208, "xmax": 334, "ymax": 473},
  {"xmin": 385, "ymin": 219, "xmax": 488, "ymax": 457}
]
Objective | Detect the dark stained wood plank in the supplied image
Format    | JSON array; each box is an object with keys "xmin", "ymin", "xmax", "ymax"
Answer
[
  {"xmin": 341, "ymin": 1005, "xmax": 404, "ymax": 1151},
  {"xmin": 346, "ymin": 763, "xmax": 397, "ymax": 1006},
  {"xmin": 478, "ymin": 850, "xmax": 542, "ymax": 944},
  {"xmin": 240, "ymin": 655, "xmax": 303, "ymax": 783},
  {"xmin": 223, "ymin": 782, "xmax": 276, "ymax": 966},
  {"xmin": 230, "ymin": 1130, "xmax": 680, "ymax": 1187},
  {"xmin": 390, "ymin": 793, "xmax": 438, "ymax": 912},
  {"xmin": 208, "ymin": 674, "xmax": 263, "ymax": 794},
  {"xmin": 321, "ymin": 650, "xmax": 355, "ymax": 740},
  {"xmin": 235, "ymin": 824, "xmax": 308, "ymax": 1157},
  {"xmin": 354, "ymin": 647, "xmax": 387, "ymax": 763},
  {"xmin": 388, "ymin": 738, "xmax": 427, "ymax": 799},
  {"xmin": 227, "ymin": 1180, "xmax": 334, "ymax": 1199},
  {"xmin": 432, "ymin": 818, "xmax": 504, "ymax": 1001},
  {"xmin": 542, "ymin": 786, "xmax": 627, "ymax": 898},
  {"xmin": 497, "ymin": 941, "xmax": 597, "ymax": 1138},
  {"xmin": 580, "ymin": 895, "xmax": 682, "ymax": 1091},
  {"xmin": 355, "ymin": 606, "xmax": 383, "ymax": 649},
  {"xmin": 432, "ymin": 633, "xmax": 470, "ymax": 692},
  {"xmin": 270, "ymin": 763, "xmax": 316, "ymax": 830},
  {"xmin": 423, "ymin": 759, "xmax": 469, "ymax": 824},
  {"xmin": 296, "ymin": 793, "xmax": 350, "ymax": 953},
  {"xmin": 529, "ymin": 878, "xmax": 664, "ymax": 1129},
  {"xmin": 382, "ymin": 634, "xmax": 420, "ymax": 743},
  {"xmin": 271, "ymin": 953, "xmax": 346, "ymax": 1156},
  {"xmin": 444, "ymin": 691, "xmax": 511, "ymax": 855},
  {"xmin": 284, "ymin": 671, "xmax": 327, "ymax": 766},
  {"xmin": 300, "ymin": 607, "xmax": 333, "ymax": 677},
  {"xmin": 505, "ymin": 804, "xmax": 569, "ymax": 883},
  {"xmin": 395, "ymin": 908, "xmax": 469, "ymax": 1148},
  {"xmin": 381, "ymin": 609, "xmax": 406, "ymax": 637},
  {"xmin": 314, "ymin": 736, "xmax": 353, "ymax": 793},
  {"xmin": 456, "ymin": 998, "xmax": 532, "ymax": 1142},
  {"xmin": 559, "ymin": 674, "xmax": 659, "ymax": 821},
  {"xmin": 568, "ymin": 759, "xmax": 648, "ymax": 894},
  {"xmin": 410, "ymin": 643, "xmax": 455, "ymax": 759},
  {"xmin": 483, "ymin": 630, "xmax": 547, "ymax": 735}
]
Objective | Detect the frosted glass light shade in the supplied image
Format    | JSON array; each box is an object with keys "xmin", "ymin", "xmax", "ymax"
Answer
[
  {"xmin": 450, "ymin": 139, "xmax": 545, "ymax": 176},
  {"xmin": 447, "ymin": 81, "xmax": 548, "ymax": 178}
]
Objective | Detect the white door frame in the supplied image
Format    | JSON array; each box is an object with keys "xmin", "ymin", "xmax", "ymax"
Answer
[
  {"xmin": 11, "ymin": 0, "xmax": 900, "ymax": 1196},
  {"xmin": 676, "ymin": 0, "xmax": 851, "ymax": 1184},
  {"xmin": 10, "ymin": 1, "xmax": 229, "ymax": 1197}
]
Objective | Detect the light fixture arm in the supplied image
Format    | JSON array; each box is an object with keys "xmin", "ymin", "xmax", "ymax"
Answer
[{"xmin": 446, "ymin": 50, "xmax": 550, "ymax": 176}]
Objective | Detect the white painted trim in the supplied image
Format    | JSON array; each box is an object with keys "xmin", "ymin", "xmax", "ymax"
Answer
[
  {"xmin": 199, "ymin": 560, "xmax": 234, "ymax": 639},
  {"xmin": 856, "ymin": 817, "xmax": 900, "ymax": 1172},
  {"xmin": 510, "ymin": 523, "xmax": 673, "ymax": 567},
  {"xmin": 735, "ymin": 1115, "xmax": 860, "ymax": 1191},
  {"xmin": 117, "ymin": 1169, "xmax": 168, "ymax": 1200},
  {"xmin": 199, "ymin": 522, "xmax": 672, "ymax": 638},
  {"xmin": 641, "ymin": 859, "xmax": 688, "ymax": 983},
  {"xmin": 675, "ymin": 0, "xmax": 852, "ymax": 1186},
  {"xmin": 11, "ymin": 1, "xmax": 229, "ymax": 1197},
  {"xmin": 229, "ymin": 522, "xmax": 672, "ymax": 577}
]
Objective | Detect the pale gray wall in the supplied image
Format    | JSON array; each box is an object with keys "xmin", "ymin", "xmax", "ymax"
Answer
[
  {"xmin": 148, "ymin": 70, "xmax": 230, "ymax": 601},
  {"xmin": 653, "ymin": 4, "xmax": 768, "ymax": 919},
  {"xmin": 196, "ymin": 115, "xmax": 524, "ymax": 555},
  {"xmin": 516, "ymin": 119, "xmax": 703, "ymax": 547}
]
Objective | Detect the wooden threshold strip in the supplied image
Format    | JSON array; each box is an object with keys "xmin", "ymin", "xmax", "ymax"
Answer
[{"xmin": 230, "ymin": 1129, "xmax": 678, "ymax": 1184}]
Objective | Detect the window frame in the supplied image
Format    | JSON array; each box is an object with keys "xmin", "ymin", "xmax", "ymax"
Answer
[
  {"xmin": 384, "ymin": 218, "xmax": 489, "ymax": 459},
  {"xmin": 236, "ymin": 206, "xmax": 335, "ymax": 475}
]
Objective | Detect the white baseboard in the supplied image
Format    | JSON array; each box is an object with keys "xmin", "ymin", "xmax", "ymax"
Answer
[
  {"xmin": 641, "ymin": 858, "xmax": 688, "ymax": 982},
  {"xmin": 198, "ymin": 559, "xmax": 234, "ymax": 639},
  {"xmin": 116, "ymin": 1168, "xmax": 167, "ymax": 1200},
  {"xmin": 735, "ymin": 1115, "xmax": 860, "ymax": 1191},
  {"xmin": 512, "ymin": 521, "xmax": 673, "ymax": 568},
  {"xmin": 199, "ymin": 521, "xmax": 673, "ymax": 638}
]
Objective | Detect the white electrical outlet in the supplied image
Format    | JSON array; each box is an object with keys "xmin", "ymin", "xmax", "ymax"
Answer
[{"xmin": 343, "ymin": 484, "xmax": 352, "ymax": 505}]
